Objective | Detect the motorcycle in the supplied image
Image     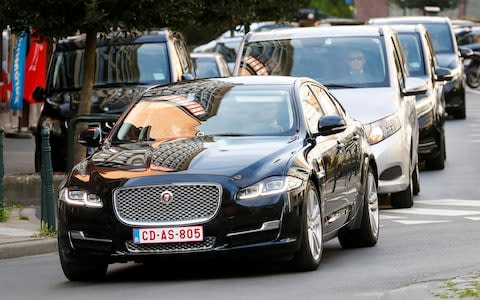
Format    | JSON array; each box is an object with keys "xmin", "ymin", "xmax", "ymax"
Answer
[{"xmin": 464, "ymin": 51, "xmax": 480, "ymax": 89}]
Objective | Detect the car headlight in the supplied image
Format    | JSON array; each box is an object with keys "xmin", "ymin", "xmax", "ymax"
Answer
[
  {"xmin": 59, "ymin": 187, "xmax": 103, "ymax": 208},
  {"xmin": 237, "ymin": 176, "xmax": 303, "ymax": 200},
  {"xmin": 364, "ymin": 114, "xmax": 401, "ymax": 145}
]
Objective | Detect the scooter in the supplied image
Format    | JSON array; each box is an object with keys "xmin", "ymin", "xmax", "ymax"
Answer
[{"xmin": 465, "ymin": 51, "xmax": 480, "ymax": 89}]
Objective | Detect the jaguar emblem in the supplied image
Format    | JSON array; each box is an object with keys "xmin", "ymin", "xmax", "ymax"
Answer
[{"xmin": 160, "ymin": 191, "xmax": 174, "ymax": 203}]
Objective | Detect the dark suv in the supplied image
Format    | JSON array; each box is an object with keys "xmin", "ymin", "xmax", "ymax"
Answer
[
  {"xmin": 369, "ymin": 16, "xmax": 468, "ymax": 119},
  {"xmin": 33, "ymin": 29, "xmax": 194, "ymax": 171}
]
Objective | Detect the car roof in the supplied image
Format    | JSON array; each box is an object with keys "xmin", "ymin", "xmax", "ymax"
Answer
[
  {"xmin": 56, "ymin": 29, "xmax": 172, "ymax": 50},
  {"xmin": 387, "ymin": 24, "xmax": 427, "ymax": 34},
  {"xmin": 244, "ymin": 25, "xmax": 388, "ymax": 42},
  {"xmin": 369, "ymin": 16, "xmax": 451, "ymax": 25}
]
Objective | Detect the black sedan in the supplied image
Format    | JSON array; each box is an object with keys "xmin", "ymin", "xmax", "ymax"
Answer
[{"xmin": 58, "ymin": 76, "xmax": 379, "ymax": 281}]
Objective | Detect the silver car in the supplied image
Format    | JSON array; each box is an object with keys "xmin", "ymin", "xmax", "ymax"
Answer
[{"xmin": 234, "ymin": 25, "xmax": 424, "ymax": 208}]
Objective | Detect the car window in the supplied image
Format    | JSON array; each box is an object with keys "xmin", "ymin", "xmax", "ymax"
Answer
[
  {"xmin": 239, "ymin": 36, "xmax": 389, "ymax": 88},
  {"xmin": 300, "ymin": 85, "xmax": 324, "ymax": 134},
  {"xmin": 398, "ymin": 33, "xmax": 426, "ymax": 77},
  {"xmin": 309, "ymin": 84, "xmax": 339, "ymax": 115},
  {"xmin": 421, "ymin": 22, "xmax": 455, "ymax": 54},
  {"xmin": 113, "ymin": 85, "xmax": 296, "ymax": 141},
  {"xmin": 51, "ymin": 43, "xmax": 171, "ymax": 90},
  {"xmin": 193, "ymin": 57, "xmax": 220, "ymax": 78},
  {"xmin": 390, "ymin": 36, "xmax": 406, "ymax": 88}
]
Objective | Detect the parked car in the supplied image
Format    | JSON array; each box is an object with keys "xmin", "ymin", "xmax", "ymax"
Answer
[
  {"xmin": 369, "ymin": 16, "xmax": 468, "ymax": 119},
  {"xmin": 193, "ymin": 21, "xmax": 298, "ymax": 72},
  {"xmin": 33, "ymin": 29, "xmax": 195, "ymax": 172},
  {"xmin": 235, "ymin": 25, "xmax": 423, "ymax": 208},
  {"xmin": 391, "ymin": 24, "xmax": 452, "ymax": 170},
  {"xmin": 58, "ymin": 76, "xmax": 379, "ymax": 281},
  {"xmin": 191, "ymin": 52, "xmax": 231, "ymax": 79}
]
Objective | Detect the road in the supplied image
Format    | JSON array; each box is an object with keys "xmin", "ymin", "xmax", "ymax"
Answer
[{"xmin": 0, "ymin": 90, "xmax": 479, "ymax": 300}]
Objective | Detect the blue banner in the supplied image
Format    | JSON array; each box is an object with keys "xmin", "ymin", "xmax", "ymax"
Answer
[{"xmin": 10, "ymin": 31, "xmax": 27, "ymax": 111}]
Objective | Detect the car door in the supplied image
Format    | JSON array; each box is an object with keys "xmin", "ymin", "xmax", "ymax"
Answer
[{"xmin": 311, "ymin": 83, "xmax": 363, "ymax": 210}]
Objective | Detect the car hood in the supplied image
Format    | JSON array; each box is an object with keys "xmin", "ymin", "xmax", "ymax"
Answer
[
  {"xmin": 71, "ymin": 136, "xmax": 297, "ymax": 183},
  {"xmin": 436, "ymin": 53, "xmax": 459, "ymax": 69},
  {"xmin": 329, "ymin": 88, "xmax": 399, "ymax": 124}
]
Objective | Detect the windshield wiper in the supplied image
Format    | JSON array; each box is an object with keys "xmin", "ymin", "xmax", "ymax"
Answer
[{"xmin": 324, "ymin": 84, "xmax": 357, "ymax": 89}]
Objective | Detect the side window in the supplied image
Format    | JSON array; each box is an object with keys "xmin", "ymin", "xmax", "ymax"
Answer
[
  {"xmin": 391, "ymin": 36, "xmax": 406, "ymax": 88},
  {"xmin": 309, "ymin": 84, "xmax": 339, "ymax": 115},
  {"xmin": 300, "ymin": 84, "xmax": 324, "ymax": 133},
  {"xmin": 174, "ymin": 35, "xmax": 193, "ymax": 74}
]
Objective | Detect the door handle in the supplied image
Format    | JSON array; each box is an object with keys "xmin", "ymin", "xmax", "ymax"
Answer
[
  {"xmin": 336, "ymin": 141, "xmax": 345, "ymax": 150},
  {"xmin": 352, "ymin": 134, "xmax": 360, "ymax": 141}
]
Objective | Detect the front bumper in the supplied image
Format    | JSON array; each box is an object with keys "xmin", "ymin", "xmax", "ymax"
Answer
[
  {"xmin": 442, "ymin": 75, "xmax": 465, "ymax": 112},
  {"xmin": 58, "ymin": 182, "xmax": 304, "ymax": 262},
  {"xmin": 371, "ymin": 130, "xmax": 410, "ymax": 194}
]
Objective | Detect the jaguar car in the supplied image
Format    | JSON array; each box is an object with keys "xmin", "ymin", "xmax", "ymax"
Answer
[{"xmin": 57, "ymin": 76, "xmax": 379, "ymax": 281}]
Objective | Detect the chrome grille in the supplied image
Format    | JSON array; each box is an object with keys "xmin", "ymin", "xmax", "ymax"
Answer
[
  {"xmin": 113, "ymin": 183, "xmax": 221, "ymax": 226},
  {"xmin": 125, "ymin": 237, "xmax": 216, "ymax": 254}
]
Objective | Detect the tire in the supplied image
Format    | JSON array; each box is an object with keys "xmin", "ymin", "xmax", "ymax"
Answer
[
  {"xmin": 466, "ymin": 65, "xmax": 480, "ymax": 89},
  {"xmin": 338, "ymin": 167, "xmax": 379, "ymax": 248},
  {"xmin": 292, "ymin": 182, "xmax": 323, "ymax": 271},
  {"xmin": 390, "ymin": 169, "xmax": 414, "ymax": 209},
  {"xmin": 412, "ymin": 162, "xmax": 420, "ymax": 195},
  {"xmin": 452, "ymin": 107, "xmax": 466, "ymax": 120},
  {"xmin": 425, "ymin": 130, "xmax": 446, "ymax": 170},
  {"xmin": 58, "ymin": 225, "xmax": 108, "ymax": 281}
]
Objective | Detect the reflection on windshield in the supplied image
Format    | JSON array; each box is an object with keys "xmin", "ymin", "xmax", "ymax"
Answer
[
  {"xmin": 239, "ymin": 36, "xmax": 389, "ymax": 88},
  {"xmin": 51, "ymin": 43, "xmax": 170, "ymax": 90},
  {"xmin": 111, "ymin": 82, "xmax": 295, "ymax": 143}
]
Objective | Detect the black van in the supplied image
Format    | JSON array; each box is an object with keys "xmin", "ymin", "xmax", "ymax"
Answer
[{"xmin": 33, "ymin": 29, "xmax": 195, "ymax": 171}]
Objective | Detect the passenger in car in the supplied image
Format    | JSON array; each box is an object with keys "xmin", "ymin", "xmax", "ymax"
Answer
[{"xmin": 344, "ymin": 48, "xmax": 376, "ymax": 83}]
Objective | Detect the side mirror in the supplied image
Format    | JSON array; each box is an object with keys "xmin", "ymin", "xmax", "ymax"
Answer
[
  {"xmin": 403, "ymin": 77, "xmax": 428, "ymax": 96},
  {"xmin": 78, "ymin": 127, "xmax": 102, "ymax": 148},
  {"xmin": 182, "ymin": 73, "xmax": 195, "ymax": 81},
  {"xmin": 434, "ymin": 67, "xmax": 453, "ymax": 82},
  {"xmin": 317, "ymin": 115, "xmax": 347, "ymax": 136},
  {"xmin": 32, "ymin": 87, "xmax": 46, "ymax": 102},
  {"xmin": 459, "ymin": 46, "xmax": 474, "ymax": 58}
]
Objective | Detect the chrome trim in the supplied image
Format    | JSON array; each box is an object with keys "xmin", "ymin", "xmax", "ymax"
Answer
[
  {"xmin": 226, "ymin": 220, "xmax": 280, "ymax": 237},
  {"xmin": 69, "ymin": 230, "xmax": 112, "ymax": 243},
  {"xmin": 113, "ymin": 182, "xmax": 222, "ymax": 227}
]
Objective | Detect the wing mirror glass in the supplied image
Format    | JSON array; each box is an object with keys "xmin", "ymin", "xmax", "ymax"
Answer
[{"xmin": 317, "ymin": 115, "xmax": 347, "ymax": 136}]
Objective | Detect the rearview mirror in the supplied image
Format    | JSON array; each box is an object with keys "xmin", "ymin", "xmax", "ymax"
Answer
[
  {"xmin": 316, "ymin": 115, "xmax": 346, "ymax": 136},
  {"xmin": 434, "ymin": 67, "xmax": 453, "ymax": 82},
  {"xmin": 78, "ymin": 127, "xmax": 102, "ymax": 148},
  {"xmin": 459, "ymin": 46, "xmax": 474, "ymax": 58},
  {"xmin": 403, "ymin": 77, "xmax": 428, "ymax": 96},
  {"xmin": 32, "ymin": 87, "xmax": 46, "ymax": 102}
]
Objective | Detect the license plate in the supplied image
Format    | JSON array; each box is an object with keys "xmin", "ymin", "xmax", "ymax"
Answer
[{"xmin": 133, "ymin": 226, "xmax": 204, "ymax": 244}]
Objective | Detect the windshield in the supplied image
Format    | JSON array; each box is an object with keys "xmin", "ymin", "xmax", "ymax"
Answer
[
  {"xmin": 111, "ymin": 84, "xmax": 295, "ymax": 143},
  {"xmin": 50, "ymin": 43, "xmax": 170, "ymax": 91},
  {"xmin": 240, "ymin": 36, "xmax": 389, "ymax": 88},
  {"xmin": 193, "ymin": 57, "xmax": 220, "ymax": 78},
  {"xmin": 421, "ymin": 23, "xmax": 454, "ymax": 54},
  {"xmin": 398, "ymin": 33, "xmax": 426, "ymax": 77}
]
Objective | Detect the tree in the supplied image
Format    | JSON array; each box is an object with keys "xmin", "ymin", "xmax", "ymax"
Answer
[
  {"xmin": 0, "ymin": 0, "xmax": 202, "ymax": 166},
  {"xmin": 389, "ymin": 0, "xmax": 459, "ymax": 10}
]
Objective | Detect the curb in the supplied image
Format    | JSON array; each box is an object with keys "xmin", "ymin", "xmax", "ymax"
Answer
[{"xmin": 0, "ymin": 238, "xmax": 57, "ymax": 259}]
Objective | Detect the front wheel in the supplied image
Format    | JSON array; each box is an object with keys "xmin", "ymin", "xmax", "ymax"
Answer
[
  {"xmin": 466, "ymin": 64, "xmax": 480, "ymax": 89},
  {"xmin": 390, "ymin": 167, "xmax": 414, "ymax": 209},
  {"xmin": 58, "ymin": 224, "xmax": 108, "ymax": 281},
  {"xmin": 338, "ymin": 166, "xmax": 379, "ymax": 248},
  {"xmin": 292, "ymin": 182, "xmax": 323, "ymax": 271}
]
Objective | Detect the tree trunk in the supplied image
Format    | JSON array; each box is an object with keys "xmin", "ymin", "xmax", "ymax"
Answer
[{"xmin": 72, "ymin": 29, "xmax": 96, "ymax": 167}]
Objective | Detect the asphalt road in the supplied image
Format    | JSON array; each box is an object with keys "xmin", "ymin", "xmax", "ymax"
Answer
[{"xmin": 0, "ymin": 90, "xmax": 479, "ymax": 300}]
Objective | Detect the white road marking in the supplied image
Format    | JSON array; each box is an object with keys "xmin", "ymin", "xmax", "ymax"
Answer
[
  {"xmin": 386, "ymin": 208, "xmax": 480, "ymax": 216},
  {"xmin": 465, "ymin": 217, "xmax": 480, "ymax": 221},
  {"xmin": 415, "ymin": 199, "xmax": 480, "ymax": 207},
  {"xmin": 393, "ymin": 220, "xmax": 449, "ymax": 225},
  {"xmin": 380, "ymin": 214, "xmax": 408, "ymax": 220}
]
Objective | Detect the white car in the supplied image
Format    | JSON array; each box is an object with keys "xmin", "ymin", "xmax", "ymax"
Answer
[{"xmin": 234, "ymin": 25, "xmax": 423, "ymax": 208}]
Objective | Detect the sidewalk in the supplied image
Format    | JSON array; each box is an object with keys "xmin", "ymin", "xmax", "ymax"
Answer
[{"xmin": 0, "ymin": 103, "xmax": 58, "ymax": 259}]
